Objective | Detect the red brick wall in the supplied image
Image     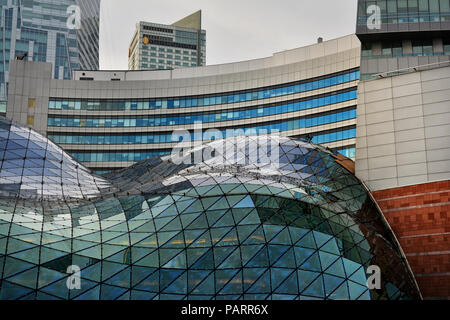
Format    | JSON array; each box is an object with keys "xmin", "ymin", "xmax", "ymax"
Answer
[{"xmin": 372, "ymin": 181, "xmax": 450, "ymax": 300}]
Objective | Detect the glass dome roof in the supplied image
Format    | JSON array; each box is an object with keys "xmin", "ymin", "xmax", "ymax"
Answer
[
  {"xmin": 0, "ymin": 118, "xmax": 111, "ymax": 200},
  {"xmin": 0, "ymin": 117, "xmax": 421, "ymax": 300}
]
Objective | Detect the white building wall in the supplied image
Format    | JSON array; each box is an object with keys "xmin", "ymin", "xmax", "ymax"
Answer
[
  {"xmin": 356, "ymin": 66, "xmax": 450, "ymax": 191},
  {"xmin": 79, "ymin": 34, "xmax": 361, "ymax": 82}
]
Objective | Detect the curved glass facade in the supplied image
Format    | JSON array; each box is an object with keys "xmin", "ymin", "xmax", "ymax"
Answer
[
  {"xmin": 6, "ymin": 37, "xmax": 360, "ymax": 173},
  {"xmin": 47, "ymin": 90, "xmax": 357, "ymax": 128},
  {"xmin": 48, "ymin": 70, "xmax": 359, "ymax": 111},
  {"xmin": 51, "ymin": 126, "xmax": 356, "ymax": 148},
  {"xmin": 46, "ymin": 69, "xmax": 359, "ymax": 170},
  {"xmin": 0, "ymin": 118, "xmax": 110, "ymax": 199},
  {"xmin": 0, "ymin": 118, "xmax": 421, "ymax": 300}
]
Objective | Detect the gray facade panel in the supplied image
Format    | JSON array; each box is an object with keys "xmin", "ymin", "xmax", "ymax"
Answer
[{"xmin": 356, "ymin": 65, "xmax": 450, "ymax": 191}]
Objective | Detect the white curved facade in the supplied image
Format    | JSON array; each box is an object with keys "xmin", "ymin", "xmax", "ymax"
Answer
[{"xmin": 6, "ymin": 35, "xmax": 361, "ymax": 173}]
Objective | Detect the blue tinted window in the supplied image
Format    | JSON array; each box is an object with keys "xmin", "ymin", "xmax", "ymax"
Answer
[
  {"xmin": 48, "ymin": 70, "xmax": 359, "ymax": 112},
  {"xmin": 49, "ymin": 89, "xmax": 357, "ymax": 129}
]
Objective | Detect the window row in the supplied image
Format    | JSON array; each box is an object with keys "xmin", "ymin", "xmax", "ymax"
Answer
[
  {"xmin": 143, "ymin": 56, "xmax": 197, "ymax": 63},
  {"xmin": 145, "ymin": 53, "xmax": 195, "ymax": 61},
  {"xmin": 146, "ymin": 46, "xmax": 196, "ymax": 55},
  {"xmin": 67, "ymin": 130, "xmax": 356, "ymax": 164},
  {"xmin": 48, "ymin": 109, "xmax": 356, "ymax": 146},
  {"xmin": 361, "ymin": 39, "xmax": 450, "ymax": 58},
  {"xmin": 48, "ymin": 71, "xmax": 359, "ymax": 111},
  {"xmin": 47, "ymin": 91, "xmax": 357, "ymax": 128},
  {"xmin": 142, "ymin": 63, "xmax": 194, "ymax": 69}
]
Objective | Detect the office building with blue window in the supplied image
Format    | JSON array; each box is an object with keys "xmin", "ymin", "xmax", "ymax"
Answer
[
  {"xmin": 0, "ymin": 0, "xmax": 101, "ymax": 114},
  {"xmin": 4, "ymin": 1, "xmax": 450, "ymax": 301},
  {"xmin": 128, "ymin": 10, "xmax": 206, "ymax": 71},
  {"xmin": 356, "ymin": 0, "xmax": 450, "ymax": 79},
  {"xmin": 5, "ymin": 34, "xmax": 361, "ymax": 173}
]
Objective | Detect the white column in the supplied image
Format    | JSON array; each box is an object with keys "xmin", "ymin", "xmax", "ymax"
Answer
[{"xmin": 46, "ymin": 31, "xmax": 57, "ymax": 78}]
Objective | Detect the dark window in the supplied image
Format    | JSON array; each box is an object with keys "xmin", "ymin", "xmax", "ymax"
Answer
[
  {"xmin": 392, "ymin": 41, "xmax": 403, "ymax": 56},
  {"xmin": 444, "ymin": 39, "xmax": 450, "ymax": 54},
  {"xmin": 362, "ymin": 43, "xmax": 373, "ymax": 57},
  {"xmin": 412, "ymin": 40, "xmax": 424, "ymax": 55},
  {"xmin": 142, "ymin": 25, "xmax": 173, "ymax": 34},
  {"xmin": 412, "ymin": 40, "xmax": 434, "ymax": 56}
]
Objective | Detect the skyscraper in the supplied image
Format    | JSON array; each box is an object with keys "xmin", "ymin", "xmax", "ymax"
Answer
[
  {"xmin": 128, "ymin": 10, "xmax": 206, "ymax": 70},
  {"xmin": 0, "ymin": 0, "xmax": 101, "ymax": 114},
  {"xmin": 355, "ymin": 0, "xmax": 450, "ymax": 299},
  {"xmin": 75, "ymin": 0, "xmax": 101, "ymax": 71}
]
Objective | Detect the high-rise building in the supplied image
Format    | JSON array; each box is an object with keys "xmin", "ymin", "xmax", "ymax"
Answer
[
  {"xmin": 0, "ymin": 0, "xmax": 101, "ymax": 114},
  {"xmin": 355, "ymin": 0, "xmax": 450, "ymax": 299},
  {"xmin": 128, "ymin": 10, "xmax": 206, "ymax": 70},
  {"xmin": 356, "ymin": 0, "xmax": 450, "ymax": 80}
]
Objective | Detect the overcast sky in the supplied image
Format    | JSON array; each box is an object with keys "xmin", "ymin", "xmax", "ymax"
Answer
[{"xmin": 99, "ymin": 0, "xmax": 358, "ymax": 70}]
